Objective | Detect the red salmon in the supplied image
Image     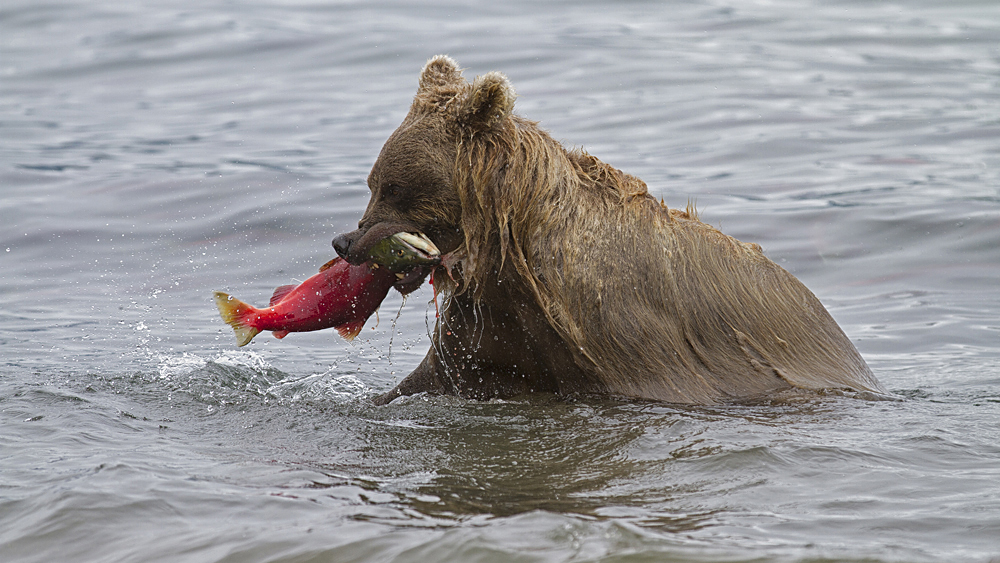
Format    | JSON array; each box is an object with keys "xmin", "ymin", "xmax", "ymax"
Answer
[{"xmin": 214, "ymin": 258, "xmax": 396, "ymax": 346}]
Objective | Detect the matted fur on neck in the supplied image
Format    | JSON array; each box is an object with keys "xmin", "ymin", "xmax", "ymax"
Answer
[{"xmin": 448, "ymin": 115, "xmax": 666, "ymax": 364}]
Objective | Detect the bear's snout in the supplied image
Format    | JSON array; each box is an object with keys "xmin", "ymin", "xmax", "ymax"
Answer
[
  {"xmin": 333, "ymin": 221, "xmax": 422, "ymax": 265},
  {"xmin": 332, "ymin": 231, "xmax": 358, "ymax": 263}
]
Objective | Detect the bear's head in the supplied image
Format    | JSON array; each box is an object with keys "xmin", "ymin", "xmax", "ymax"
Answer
[{"xmin": 332, "ymin": 55, "xmax": 517, "ymax": 278}]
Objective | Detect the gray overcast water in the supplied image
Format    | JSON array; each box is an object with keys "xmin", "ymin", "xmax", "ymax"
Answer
[{"xmin": 2, "ymin": 1, "xmax": 999, "ymax": 562}]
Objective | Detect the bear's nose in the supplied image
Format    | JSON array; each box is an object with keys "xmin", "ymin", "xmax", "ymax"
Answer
[{"xmin": 331, "ymin": 233, "xmax": 352, "ymax": 260}]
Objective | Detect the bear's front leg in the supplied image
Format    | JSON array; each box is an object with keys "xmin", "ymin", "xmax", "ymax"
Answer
[
  {"xmin": 374, "ymin": 289, "xmax": 582, "ymax": 404},
  {"xmin": 373, "ymin": 347, "xmax": 448, "ymax": 405}
]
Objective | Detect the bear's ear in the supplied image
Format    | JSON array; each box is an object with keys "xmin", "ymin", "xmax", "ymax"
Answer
[
  {"xmin": 456, "ymin": 72, "xmax": 516, "ymax": 132},
  {"xmin": 419, "ymin": 55, "xmax": 464, "ymax": 92}
]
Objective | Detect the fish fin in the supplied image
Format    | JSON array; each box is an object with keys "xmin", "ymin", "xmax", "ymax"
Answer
[
  {"xmin": 272, "ymin": 330, "xmax": 289, "ymax": 340},
  {"xmin": 269, "ymin": 284, "xmax": 296, "ymax": 306},
  {"xmin": 319, "ymin": 257, "xmax": 341, "ymax": 272},
  {"xmin": 213, "ymin": 291, "xmax": 262, "ymax": 347},
  {"xmin": 336, "ymin": 321, "xmax": 365, "ymax": 341}
]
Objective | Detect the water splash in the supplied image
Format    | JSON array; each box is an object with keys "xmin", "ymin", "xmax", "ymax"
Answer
[
  {"xmin": 152, "ymin": 349, "xmax": 371, "ymax": 407},
  {"xmin": 265, "ymin": 372, "xmax": 370, "ymax": 403}
]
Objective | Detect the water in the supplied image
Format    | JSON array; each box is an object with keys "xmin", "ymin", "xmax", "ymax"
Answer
[{"xmin": 2, "ymin": 0, "xmax": 999, "ymax": 561}]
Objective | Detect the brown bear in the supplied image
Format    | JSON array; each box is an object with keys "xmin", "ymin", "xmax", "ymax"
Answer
[{"xmin": 333, "ymin": 55, "xmax": 885, "ymax": 405}]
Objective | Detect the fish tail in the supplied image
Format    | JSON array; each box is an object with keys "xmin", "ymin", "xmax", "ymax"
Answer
[{"xmin": 213, "ymin": 291, "xmax": 261, "ymax": 347}]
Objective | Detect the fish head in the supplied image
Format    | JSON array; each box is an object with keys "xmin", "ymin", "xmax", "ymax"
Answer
[
  {"xmin": 367, "ymin": 232, "xmax": 442, "ymax": 272},
  {"xmin": 360, "ymin": 232, "xmax": 439, "ymax": 295}
]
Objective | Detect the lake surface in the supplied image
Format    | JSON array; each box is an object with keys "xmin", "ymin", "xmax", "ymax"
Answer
[{"xmin": 2, "ymin": 1, "xmax": 999, "ymax": 561}]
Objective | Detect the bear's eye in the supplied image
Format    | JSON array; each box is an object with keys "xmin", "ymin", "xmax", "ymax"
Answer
[{"xmin": 384, "ymin": 184, "xmax": 402, "ymax": 199}]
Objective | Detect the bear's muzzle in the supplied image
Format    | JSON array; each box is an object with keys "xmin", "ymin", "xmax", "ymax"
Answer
[{"xmin": 332, "ymin": 221, "xmax": 412, "ymax": 265}]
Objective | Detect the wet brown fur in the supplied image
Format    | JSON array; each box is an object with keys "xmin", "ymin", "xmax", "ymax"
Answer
[{"xmin": 337, "ymin": 56, "xmax": 884, "ymax": 404}]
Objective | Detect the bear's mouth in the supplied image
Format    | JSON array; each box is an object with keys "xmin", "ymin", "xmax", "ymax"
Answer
[
  {"xmin": 333, "ymin": 221, "xmax": 415, "ymax": 265},
  {"xmin": 333, "ymin": 224, "xmax": 451, "ymax": 295}
]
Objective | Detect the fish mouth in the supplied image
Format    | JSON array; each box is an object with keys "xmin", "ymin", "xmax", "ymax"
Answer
[
  {"xmin": 390, "ymin": 266, "xmax": 431, "ymax": 295},
  {"xmin": 367, "ymin": 232, "xmax": 441, "ymax": 295},
  {"xmin": 396, "ymin": 232, "xmax": 440, "ymax": 257}
]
